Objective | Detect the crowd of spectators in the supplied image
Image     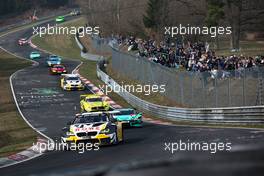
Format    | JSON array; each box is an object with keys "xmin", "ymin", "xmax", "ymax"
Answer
[{"xmin": 113, "ymin": 35, "xmax": 264, "ymax": 78}]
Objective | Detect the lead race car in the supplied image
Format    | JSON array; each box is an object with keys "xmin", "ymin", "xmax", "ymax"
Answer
[
  {"xmin": 61, "ymin": 111, "xmax": 124, "ymax": 146},
  {"xmin": 60, "ymin": 74, "xmax": 85, "ymax": 91},
  {"xmin": 55, "ymin": 16, "xmax": 65, "ymax": 23}
]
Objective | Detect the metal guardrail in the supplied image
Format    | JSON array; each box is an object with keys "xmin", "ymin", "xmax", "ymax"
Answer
[
  {"xmin": 0, "ymin": 10, "xmax": 70, "ymax": 34},
  {"xmin": 97, "ymin": 62, "xmax": 264, "ymax": 124},
  {"xmin": 75, "ymin": 32, "xmax": 102, "ymax": 61}
]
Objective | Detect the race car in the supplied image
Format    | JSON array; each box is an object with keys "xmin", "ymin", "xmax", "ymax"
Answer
[
  {"xmin": 80, "ymin": 94, "xmax": 110, "ymax": 112},
  {"xmin": 30, "ymin": 51, "xmax": 41, "ymax": 59},
  {"xmin": 50, "ymin": 64, "xmax": 67, "ymax": 75},
  {"xmin": 112, "ymin": 108, "xmax": 143, "ymax": 127},
  {"xmin": 56, "ymin": 16, "xmax": 65, "ymax": 23},
  {"xmin": 18, "ymin": 38, "xmax": 28, "ymax": 46},
  {"xmin": 46, "ymin": 55, "xmax": 62, "ymax": 66},
  {"xmin": 60, "ymin": 74, "xmax": 85, "ymax": 91},
  {"xmin": 70, "ymin": 9, "xmax": 81, "ymax": 16},
  {"xmin": 61, "ymin": 111, "xmax": 124, "ymax": 146}
]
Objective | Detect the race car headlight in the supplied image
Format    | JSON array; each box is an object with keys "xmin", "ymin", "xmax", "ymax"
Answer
[
  {"xmin": 100, "ymin": 128, "xmax": 110, "ymax": 134},
  {"xmin": 66, "ymin": 131, "xmax": 75, "ymax": 136}
]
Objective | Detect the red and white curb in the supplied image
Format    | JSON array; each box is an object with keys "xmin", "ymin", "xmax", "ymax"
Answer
[{"xmin": 0, "ymin": 138, "xmax": 48, "ymax": 168}]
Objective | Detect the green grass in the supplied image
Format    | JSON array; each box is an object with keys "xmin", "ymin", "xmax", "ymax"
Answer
[{"xmin": 0, "ymin": 49, "xmax": 37, "ymax": 157}]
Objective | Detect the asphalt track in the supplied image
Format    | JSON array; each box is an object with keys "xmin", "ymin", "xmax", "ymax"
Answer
[{"xmin": 0, "ymin": 17, "xmax": 264, "ymax": 176}]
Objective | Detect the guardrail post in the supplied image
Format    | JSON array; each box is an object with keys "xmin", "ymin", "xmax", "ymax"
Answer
[
  {"xmin": 180, "ymin": 74, "xmax": 184, "ymax": 105},
  {"xmin": 215, "ymin": 77, "xmax": 218, "ymax": 108},
  {"xmin": 202, "ymin": 75, "xmax": 206, "ymax": 108},
  {"xmin": 191, "ymin": 75, "xmax": 194, "ymax": 107},
  {"xmin": 243, "ymin": 68, "xmax": 246, "ymax": 106},
  {"xmin": 228, "ymin": 76, "xmax": 231, "ymax": 106}
]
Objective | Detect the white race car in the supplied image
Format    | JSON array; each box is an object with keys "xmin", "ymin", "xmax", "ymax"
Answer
[
  {"xmin": 60, "ymin": 74, "xmax": 85, "ymax": 91},
  {"xmin": 61, "ymin": 111, "xmax": 124, "ymax": 145}
]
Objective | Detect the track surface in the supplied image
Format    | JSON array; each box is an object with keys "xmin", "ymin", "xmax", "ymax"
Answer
[{"xmin": 0, "ymin": 17, "xmax": 264, "ymax": 176}]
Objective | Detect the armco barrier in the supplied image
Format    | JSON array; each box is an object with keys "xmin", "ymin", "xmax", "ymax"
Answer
[
  {"xmin": 97, "ymin": 63, "xmax": 264, "ymax": 124},
  {"xmin": 75, "ymin": 32, "xmax": 102, "ymax": 61}
]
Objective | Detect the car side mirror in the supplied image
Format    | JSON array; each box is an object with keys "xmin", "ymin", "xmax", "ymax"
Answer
[{"xmin": 62, "ymin": 127, "xmax": 68, "ymax": 131}]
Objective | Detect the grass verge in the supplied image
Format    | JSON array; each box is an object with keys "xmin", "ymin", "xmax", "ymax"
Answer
[{"xmin": 0, "ymin": 49, "xmax": 37, "ymax": 157}]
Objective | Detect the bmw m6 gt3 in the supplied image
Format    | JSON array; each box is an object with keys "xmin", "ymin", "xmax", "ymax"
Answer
[
  {"xmin": 60, "ymin": 74, "xmax": 85, "ymax": 91},
  {"xmin": 61, "ymin": 112, "xmax": 124, "ymax": 146}
]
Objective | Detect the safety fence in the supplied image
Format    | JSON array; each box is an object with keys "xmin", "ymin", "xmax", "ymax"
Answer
[
  {"xmin": 89, "ymin": 36, "xmax": 264, "ymax": 108},
  {"xmin": 97, "ymin": 61, "xmax": 264, "ymax": 124}
]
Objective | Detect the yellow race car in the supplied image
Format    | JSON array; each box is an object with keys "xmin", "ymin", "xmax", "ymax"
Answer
[
  {"xmin": 60, "ymin": 74, "xmax": 85, "ymax": 91},
  {"xmin": 61, "ymin": 112, "xmax": 124, "ymax": 146},
  {"xmin": 80, "ymin": 94, "xmax": 110, "ymax": 112}
]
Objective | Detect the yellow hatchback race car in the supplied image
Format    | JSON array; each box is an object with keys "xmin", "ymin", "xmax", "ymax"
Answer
[
  {"xmin": 80, "ymin": 94, "xmax": 110, "ymax": 112},
  {"xmin": 60, "ymin": 74, "xmax": 85, "ymax": 91},
  {"xmin": 61, "ymin": 111, "xmax": 124, "ymax": 146}
]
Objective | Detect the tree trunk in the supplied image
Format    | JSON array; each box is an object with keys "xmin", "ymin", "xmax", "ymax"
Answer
[{"xmin": 226, "ymin": 0, "xmax": 241, "ymax": 50}]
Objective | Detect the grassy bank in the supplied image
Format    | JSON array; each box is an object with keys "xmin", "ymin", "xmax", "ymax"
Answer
[{"xmin": 0, "ymin": 49, "xmax": 37, "ymax": 157}]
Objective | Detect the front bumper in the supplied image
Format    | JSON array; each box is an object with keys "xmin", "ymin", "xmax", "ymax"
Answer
[
  {"xmin": 30, "ymin": 56, "xmax": 40, "ymax": 59},
  {"xmin": 63, "ymin": 85, "xmax": 85, "ymax": 91},
  {"xmin": 51, "ymin": 70, "xmax": 67, "ymax": 74},
  {"xmin": 121, "ymin": 119, "xmax": 142, "ymax": 127},
  {"xmin": 62, "ymin": 133, "xmax": 114, "ymax": 146}
]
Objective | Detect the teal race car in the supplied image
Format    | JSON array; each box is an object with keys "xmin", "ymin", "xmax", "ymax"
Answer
[
  {"xmin": 30, "ymin": 51, "xmax": 41, "ymax": 59},
  {"xmin": 112, "ymin": 108, "xmax": 142, "ymax": 127},
  {"xmin": 56, "ymin": 16, "xmax": 65, "ymax": 23}
]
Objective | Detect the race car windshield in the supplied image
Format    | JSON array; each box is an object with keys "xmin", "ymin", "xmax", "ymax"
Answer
[
  {"xmin": 67, "ymin": 77, "xmax": 79, "ymax": 81},
  {"xmin": 87, "ymin": 98, "xmax": 102, "ymax": 102},
  {"xmin": 74, "ymin": 115, "xmax": 108, "ymax": 124},
  {"xmin": 55, "ymin": 66, "xmax": 64, "ymax": 69},
  {"xmin": 49, "ymin": 57, "xmax": 60, "ymax": 61},
  {"xmin": 119, "ymin": 110, "xmax": 135, "ymax": 115}
]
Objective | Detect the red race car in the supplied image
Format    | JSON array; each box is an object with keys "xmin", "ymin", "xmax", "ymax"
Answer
[
  {"xmin": 50, "ymin": 64, "xmax": 67, "ymax": 75},
  {"xmin": 18, "ymin": 38, "xmax": 28, "ymax": 46}
]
